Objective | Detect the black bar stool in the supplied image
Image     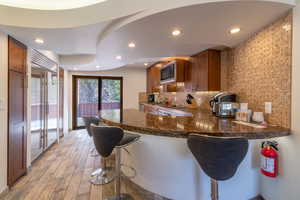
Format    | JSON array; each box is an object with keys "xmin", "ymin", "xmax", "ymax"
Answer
[
  {"xmin": 187, "ymin": 134, "xmax": 249, "ymax": 200},
  {"xmin": 83, "ymin": 117, "xmax": 114, "ymax": 185},
  {"xmin": 91, "ymin": 124, "xmax": 140, "ymax": 200}
]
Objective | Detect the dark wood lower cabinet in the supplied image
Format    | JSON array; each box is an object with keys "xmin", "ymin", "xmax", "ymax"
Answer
[{"xmin": 8, "ymin": 37, "xmax": 27, "ymax": 187}]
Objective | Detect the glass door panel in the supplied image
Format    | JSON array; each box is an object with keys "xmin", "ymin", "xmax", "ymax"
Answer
[
  {"xmin": 47, "ymin": 71, "xmax": 58, "ymax": 148},
  {"xmin": 101, "ymin": 78, "xmax": 121, "ymax": 111},
  {"xmin": 100, "ymin": 78, "xmax": 122, "ymax": 122},
  {"xmin": 30, "ymin": 70, "xmax": 44, "ymax": 161},
  {"xmin": 75, "ymin": 78, "xmax": 99, "ymax": 128}
]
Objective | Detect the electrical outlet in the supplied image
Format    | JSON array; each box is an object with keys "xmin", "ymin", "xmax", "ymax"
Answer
[{"xmin": 265, "ymin": 102, "xmax": 272, "ymax": 114}]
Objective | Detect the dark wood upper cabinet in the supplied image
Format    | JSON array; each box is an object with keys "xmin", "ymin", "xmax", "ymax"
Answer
[
  {"xmin": 146, "ymin": 50, "xmax": 221, "ymax": 93},
  {"xmin": 185, "ymin": 49, "xmax": 221, "ymax": 92},
  {"xmin": 8, "ymin": 37, "xmax": 27, "ymax": 73},
  {"xmin": 8, "ymin": 37, "xmax": 27, "ymax": 186},
  {"xmin": 147, "ymin": 60, "xmax": 190, "ymax": 93},
  {"xmin": 147, "ymin": 64, "xmax": 161, "ymax": 93}
]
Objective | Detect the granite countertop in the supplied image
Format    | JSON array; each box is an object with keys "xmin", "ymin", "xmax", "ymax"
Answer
[{"xmin": 99, "ymin": 107, "xmax": 291, "ymax": 140}]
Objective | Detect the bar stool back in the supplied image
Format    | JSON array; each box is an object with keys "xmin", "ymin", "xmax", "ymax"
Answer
[
  {"xmin": 92, "ymin": 126, "xmax": 124, "ymax": 157},
  {"xmin": 187, "ymin": 134, "xmax": 249, "ymax": 200},
  {"xmin": 83, "ymin": 116, "xmax": 99, "ymax": 137}
]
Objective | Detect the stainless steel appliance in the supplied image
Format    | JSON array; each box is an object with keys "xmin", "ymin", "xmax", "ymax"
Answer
[
  {"xmin": 160, "ymin": 61, "xmax": 176, "ymax": 84},
  {"xmin": 216, "ymin": 102, "xmax": 239, "ymax": 118},
  {"xmin": 148, "ymin": 93, "xmax": 158, "ymax": 104},
  {"xmin": 209, "ymin": 92, "xmax": 237, "ymax": 115}
]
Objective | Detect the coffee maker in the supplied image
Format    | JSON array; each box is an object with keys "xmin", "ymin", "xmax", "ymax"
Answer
[{"xmin": 209, "ymin": 92, "xmax": 237, "ymax": 114}]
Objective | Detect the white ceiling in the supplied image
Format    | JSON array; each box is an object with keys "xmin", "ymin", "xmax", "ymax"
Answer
[
  {"xmin": 0, "ymin": 0, "xmax": 295, "ymax": 71},
  {"xmin": 95, "ymin": 1, "xmax": 293, "ymax": 70},
  {"xmin": 0, "ymin": 0, "xmax": 107, "ymax": 10}
]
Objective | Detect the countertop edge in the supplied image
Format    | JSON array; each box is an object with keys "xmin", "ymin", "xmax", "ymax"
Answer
[{"xmin": 101, "ymin": 116, "xmax": 291, "ymax": 140}]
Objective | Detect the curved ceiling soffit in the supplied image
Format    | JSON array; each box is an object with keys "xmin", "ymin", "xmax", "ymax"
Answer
[
  {"xmin": 0, "ymin": 0, "xmax": 144, "ymax": 28},
  {"xmin": 58, "ymin": 15, "xmax": 136, "ymax": 67},
  {"xmin": 61, "ymin": 0, "xmax": 295, "ymax": 69},
  {"xmin": 92, "ymin": 0, "xmax": 295, "ymax": 70},
  {"xmin": 60, "ymin": 54, "xmax": 96, "ymax": 66},
  {"xmin": 95, "ymin": 0, "xmax": 295, "ymax": 47},
  {"xmin": 0, "ymin": 0, "xmax": 294, "ymax": 28},
  {"xmin": 0, "ymin": 0, "xmax": 107, "ymax": 10}
]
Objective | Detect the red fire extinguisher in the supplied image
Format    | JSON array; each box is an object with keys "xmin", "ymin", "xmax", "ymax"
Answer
[{"xmin": 261, "ymin": 141, "xmax": 278, "ymax": 178}]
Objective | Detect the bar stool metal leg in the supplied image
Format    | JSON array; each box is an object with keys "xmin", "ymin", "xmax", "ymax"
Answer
[
  {"xmin": 105, "ymin": 148, "xmax": 134, "ymax": 200},
  {"xmin": 90, "ymin": 157, "xmax": 115, "ymax": 185},
  {"xmin": 211, "ymin": 179, "xmax": 218, "ymax": 200}
]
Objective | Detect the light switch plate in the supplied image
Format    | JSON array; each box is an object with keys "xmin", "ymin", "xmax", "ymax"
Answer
[{"xmin": 265, "ymin": 102, "xmax": 272, "ymax": 114}]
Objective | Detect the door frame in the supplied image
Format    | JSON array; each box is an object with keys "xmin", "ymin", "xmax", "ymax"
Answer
[{"xmin": 72, "ymin": 75, "xmax": 123, "ymax": 130}]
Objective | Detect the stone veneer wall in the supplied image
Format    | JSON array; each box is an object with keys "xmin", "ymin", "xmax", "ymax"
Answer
[{"xmin": 224, "ymin": 12, "xmax": 292, "ymax": 128}]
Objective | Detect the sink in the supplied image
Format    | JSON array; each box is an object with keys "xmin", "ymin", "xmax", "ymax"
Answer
[{"xmin": 150, "ymin": 107, "xmax": 193, "ymax": 117}]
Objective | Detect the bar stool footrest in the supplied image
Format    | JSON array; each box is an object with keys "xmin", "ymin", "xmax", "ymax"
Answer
[{"xmin": 89, "ymin": 167, "xmax": 115, "ymax": 185}]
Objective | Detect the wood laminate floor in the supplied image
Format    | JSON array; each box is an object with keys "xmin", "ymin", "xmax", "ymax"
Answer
[{"xmin": 1, "ymin": 130, "xmax": 168, "ymax": 200}]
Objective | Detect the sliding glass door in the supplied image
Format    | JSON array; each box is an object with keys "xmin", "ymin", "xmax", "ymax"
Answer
[{"xmin": 73, "ymin": 76, "xmax": 123, "ymax": 129}]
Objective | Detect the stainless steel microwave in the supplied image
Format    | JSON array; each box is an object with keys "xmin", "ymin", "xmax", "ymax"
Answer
[{"xmin": 160, "ymin": 61, "xmax": 176, "ymax": 84}]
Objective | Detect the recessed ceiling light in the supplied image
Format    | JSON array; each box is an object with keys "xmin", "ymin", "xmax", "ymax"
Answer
[
  {"xmin": 128, "ymin": 42, "xmax": 136, "ymax": 48},
  {"xmin": 35, "ymin": 38, "xmax": 44, "ymax": 44},
  {"xmin": 144, "ymin": 63, "xmax": 149, "ymax": 66},
  {"xmin": 230, "ymin": 27, "xmax": 241, "ymax": 34},
  {"xmin": 96, "ymin": 65, "xmax": 100, "ymax": 69},
  {"xmin": 172, "ymin": 29, "xmax": 181, "ymax": 36},
  {"xmin": 116, "ymin": 55, "xmax": 122, "ymax": 60}
]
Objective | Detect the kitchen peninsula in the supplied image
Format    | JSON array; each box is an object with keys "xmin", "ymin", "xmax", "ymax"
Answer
[
  {"xmin": 99, "ymin": 107, "xmax": 291, "ymax": 200},
  {"xmin": 100, "ymin": 107, "xmax": 291, "ymax": 139}
]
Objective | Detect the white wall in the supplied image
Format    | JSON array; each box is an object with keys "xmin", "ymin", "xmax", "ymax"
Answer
[
  {"xmin": 63, "ymin": 69, "xmax": 69, "ymax": 134},
  {"xmin": 67, "ymin": 67, "xmax": 146, "ymax": 129},
  {"xmin": 260, "ymin": 3, "xmax": 300, "ymax": 200},
  {"xmin": 0, "ymin": 32, "xmax": 8, "ymax": 194}
]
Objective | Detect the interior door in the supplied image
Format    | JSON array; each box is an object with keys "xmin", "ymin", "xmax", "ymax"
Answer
[{"xmin": 8, "ymin": 37, "xmax": 27, "ymax": 186}]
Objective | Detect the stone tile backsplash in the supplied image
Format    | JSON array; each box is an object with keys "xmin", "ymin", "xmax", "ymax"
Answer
[{"xmin": 158, "ymin": 91, "xmax": 219, "ymax": 110}]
